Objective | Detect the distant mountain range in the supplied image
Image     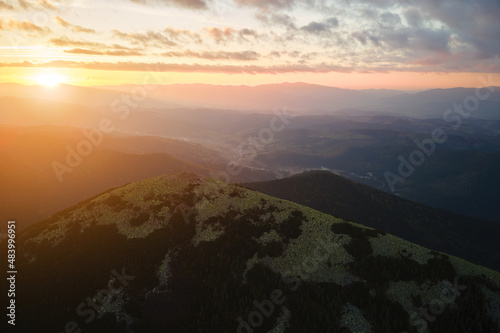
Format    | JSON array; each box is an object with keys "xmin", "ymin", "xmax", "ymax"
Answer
[
  {"xmin": 243, "ymin": 122, "xmax": 500, "ymax": 222},
  {"xmin": 95, "ymin": 82, "xmax": 404, "ymax": 113},
  {"xmin": 2, "ymin": 83, "xmax": 499, "ymax": 119},
  {"xmin": 7, "ymin": 173, "xmax": 500, "ymax": 333}
]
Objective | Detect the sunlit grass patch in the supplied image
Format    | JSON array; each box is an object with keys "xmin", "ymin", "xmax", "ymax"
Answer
[{"xmin": 369, "ymin": 233, "xmax": 435, "ymax": 265}]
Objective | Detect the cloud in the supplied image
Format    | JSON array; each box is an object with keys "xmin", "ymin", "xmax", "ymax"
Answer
[
  {"xmin": 351, "ymin": 30, "xmax": 380, "ymax": 46},
  {"xmin": 350, "ymin": 25, "xmax": 450, "ymax": 54},
  {"xmin": 403, "ymin": 8, "xmax": 423, "ymax": 27},
  {"xmin": 112, "ymin": 29, "xmax": 177, "ymax": 47},
  {"xmin": 379, "ymin": 29, "xmax": 410, "ymax": 49},
  {"xmin": 18, "ymin": 0, "xmax": 31, "ymax": 9},
  {"xmin": 300, "ymin": 21, "xmax": 327, "ymax": 34},
  {"xmin": 326, "ymin": 17, "xmax": 339, "ymax": 27},
  {"xmin": 412, "ymin": 28, "xmax": 450, "ymax": 53},
  {"xmin": 203, "ymin": 26, "xmax": 264, "ymax": 44},
  {"xmin": 49, "ymin": 36, "xmax": 102, "ymax": 47},
  {"xmin": 0, "ymin": 19, "xmax": 51, "ymax": 34},
  {"xmin": 161, "ymin": 50, "xmax": 259, "ymax": 61},
  {"xmin": 233, "ymin": 0, "xmax": 295, "ymax": 10},
  {"xmin": 5, "ymin": 0, "xmax": 499, "ymax": 76},
  {"xmin": 55, "ymin": 16, "xmax": 70, "ymax": 28},
  {"xmin": 164, "ymin": 26, "xmax": 202, "ymax": 43},
  {"xmin": 300, "ymin": 17, "xmax": 338, "ymax": 35},
  {"xmin": 1, "ymin": 55, "xmax": 499, "ymax": 73},
  {"xmin": 55, "ymin": 16, "xmax": 96, "ymax": 34},
  {"xmin": 9, "ymin": 0, "xmax": 58, "ymax": 11},
  {"xmin": 205, "ymin": 27, "xmax": 235, "ymax": 43},
  {"xmin": 349, "ymin": 0, "xmax": 500, "ymax": 59},
  {"xmin": 379, "ymin": 12, "xmax": 401, "ymax": 28},
  {"xmin": 49, "ymin": 36, "xmax": 141, "ymax": 55},
  {"xmin": 380, "ymin": 27, "xmax": 450, "ymax": 54},
  {"xmin": 0, "ymin": 1, "xmax": 14, "ymax": 10},
  {"xmin": 238, "ymin": 28, "xmax": 260, "ymax": 40},
  {"xmin": 38, "ymin": 0, "xmax": 57, "ymax": 10},
  {"xmin": 113, "ymin": 26, "xmax": 258, "ymax": 49},
  {"xmin": 128, "ymin": 0, "xmax": 208, "ymax": 10},
  {"xmin": 256, "ymin": 13, "xmax": 297, "ymax": 30},
  {"xmin": 64, "ymin": 48, "xmax": 144, "ymax": 56},
  {"xmin": 419, "ymin": 0, "xmax": 500, "ymax": 57},
  {"xmin": 0, "ymin": 60, "xmax": 354, "ymax": 74}
]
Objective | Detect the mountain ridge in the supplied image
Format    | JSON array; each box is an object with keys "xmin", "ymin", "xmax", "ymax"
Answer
[
  {"xmin": 7, "ymin": 173, "xmax": 500, "ymax": 333},
  {"xmin": 244, "ymin": 170, "xmax": 500, "ymax": 271}
]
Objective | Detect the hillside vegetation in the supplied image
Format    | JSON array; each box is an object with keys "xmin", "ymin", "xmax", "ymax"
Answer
[
  {"xmin": 6, "ymin": 173, "xmax": 500, "ymax": 333},
  {"xmin": 245, "ymin": 171, "xmax": 500, "ymax": 271}
]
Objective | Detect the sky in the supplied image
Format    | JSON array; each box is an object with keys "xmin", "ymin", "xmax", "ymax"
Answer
[{"xmin": 0, "ymin": 0, "xmax": 500, "ymax": 89}]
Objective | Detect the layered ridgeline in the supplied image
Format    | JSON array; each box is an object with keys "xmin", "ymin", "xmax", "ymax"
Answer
[{"xmin": 8, "ymin": 173, "xmax": 500, "ymax": 333}]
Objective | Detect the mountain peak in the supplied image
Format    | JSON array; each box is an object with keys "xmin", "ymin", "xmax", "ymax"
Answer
[{"xmin": 13, "ymin": 173, "xmax": 500, "ymax": 332}]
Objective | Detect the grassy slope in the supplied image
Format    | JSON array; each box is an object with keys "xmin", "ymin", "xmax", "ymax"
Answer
[
  {"xmin": 7, "ymin": 173, "xmax": 500, "ymax": 332},
  {"xmin": 244, "ymin": 170, "xmax": 500, "ymax": 272}
]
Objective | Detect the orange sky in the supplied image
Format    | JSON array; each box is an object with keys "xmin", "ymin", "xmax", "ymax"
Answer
[
  {"xmin": 2, "ymin": 67, "xmax": 499, "ymax": 90},
  {"xmin": 1, "ymin": 0, "xmax": 499, "ymax": 90}
]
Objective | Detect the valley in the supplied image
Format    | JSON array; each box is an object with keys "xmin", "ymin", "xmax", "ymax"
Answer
[{"xmin": 2, "ymin": 85, "xmax": 500, "ymax": 332}]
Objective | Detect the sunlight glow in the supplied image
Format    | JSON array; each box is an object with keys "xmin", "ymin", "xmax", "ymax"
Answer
[{"xmin": 34, "ymin": 72, "xmax": 67, "ymax": 87}]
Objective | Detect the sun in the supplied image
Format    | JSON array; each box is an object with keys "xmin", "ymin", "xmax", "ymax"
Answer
[{"xmin": 34, "ymin": 72, "xmax": 67, "ymax": 87}]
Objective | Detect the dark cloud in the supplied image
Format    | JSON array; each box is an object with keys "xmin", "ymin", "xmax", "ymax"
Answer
[
  {"xmin": 412, "ymin": 28, "xmax": 450, "ymax": 53},
  {"xmin": 300, "ymin": 21, "xmax": 327, "ymax": 34},
  {"xmin": 380, "ymin": 29, "xmax": 410, "ymax": 49},
  {"xmin": 351, "ymin": 31, "xmax": 367, "ymax": 45},
  {"xmin": 326, "ymin": 17, "xmax": 339, "ymax": 28},
  {"xmin": 379, "ymin": 12, "xmax": 401, "ymax": 28},
  {"xmin": 352, "ymin": 0, "xmax": 392, "ymax": 7},
  {"xmin": 1, "ymin": 55, "xmax": 498, "ymax": 73},
  {"xmin": 255, "ymin": 13, "xmax": 297, "ymax": 30},
  {"xmin": 350, "ymin": 0, "xmax": 500, "ymax": 59},
  {"xmin": 419, "ymin": 0, "xmax": 500, "ymax": 57},
  {"xmin": 300, "ymin": 17, "xmax": 339, "ymax": 35},
  {"xmin": 10, "ymin": 0, "xmax": 58, "ymax": 11},
  {"xmin": 381, "ymin": 27, "xmax": 450, "ymax": 54},
  {"xmin": 351, "ymin": 30, "xmax": 380, "ymax": 46},
  {"xmin": 233, "ymin": 0, "xmax": 295, "ymax": 9},
  {"xmin": 403, "ymin": 8, "xmax": 423, "ymax": 27}
]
